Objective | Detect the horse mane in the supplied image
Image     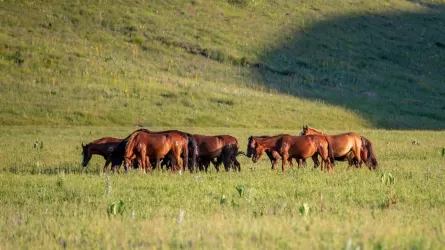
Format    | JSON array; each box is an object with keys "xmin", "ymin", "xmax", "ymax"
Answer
[
  {"xmin": 110, "ymin": 129, "xmax": 150, "ymax": 157},
  {"xmin": 125, "ymin": 130, "xmax": 143, "ymax": 158},
  {"xmin": 90, "ymin": 137, "xmax": 121, "ymax": 144},
  {"xmin": 307, "ymin": 127, "xmax": 324, "ymax": 135}
]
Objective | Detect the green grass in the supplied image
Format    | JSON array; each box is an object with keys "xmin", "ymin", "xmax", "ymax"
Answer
[
  {"xmin": 1, "ymin": 0, "xmax": 444, "ymax": 129},
  {"xmin": 1, "ymin": 126, "xmax": 445, "ymax": 249},
  {"xmin": 2, "ymin": 0, "xmax": 445, "ymax": 248}
]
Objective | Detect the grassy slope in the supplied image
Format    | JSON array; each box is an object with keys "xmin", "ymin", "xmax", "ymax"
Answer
[{"xmin": 1, "ymin": 0, "xmax": 444, "ymax": 129}]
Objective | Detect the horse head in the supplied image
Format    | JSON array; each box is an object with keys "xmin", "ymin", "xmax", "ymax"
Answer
[
  {"xmin": 300, "ymin": 125, "xmax": 309, "ymax": 136},
  {"xmin": 81, "ymin": 143, "xmax": 92, "ymax": 167},
  {"xmin": 246, "ymin": 136, "xmax": 255, "ymax": 158}
]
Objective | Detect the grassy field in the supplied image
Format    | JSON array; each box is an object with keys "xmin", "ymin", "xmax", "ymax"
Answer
[
  {"xmin": 1, "ymin": 126, "xmax": 445, "ymax": 249},
  {"xmin": 1, "ymin": 0, "xmax": 445, "ymax": 249}
]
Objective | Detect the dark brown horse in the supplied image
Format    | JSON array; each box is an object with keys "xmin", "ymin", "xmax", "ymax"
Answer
[
  {"xmin": 220, "ymin": 143, "xmax": 246, "ymax": 171},
  {"xmin": 125, "ymin": 130, "xmax": 189, "ymax": 173},
  {"xmin": 192, "ymin": 134, "xmax": 239, "ymax": 172},
  {"xmin": 300, "ymin": 126, "xmax": 375, "ymax": 169},
  {"xmin": 81, "ymin": 137, "xmax": 123, "ymax": 172},
  {"xmin": 246, "ymin": 135, "xmax": 297, "ymax": 169}
]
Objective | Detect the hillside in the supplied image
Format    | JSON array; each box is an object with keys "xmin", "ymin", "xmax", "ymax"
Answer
[{"xmin": 1, "ymin": 0, "xmax": 444, "ymax": 129}]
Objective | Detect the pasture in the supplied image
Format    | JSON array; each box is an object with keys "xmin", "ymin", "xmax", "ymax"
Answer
[
  {"xmin": 1, "ymin": 126, "xmax": 445, "ymax": 249},
  {"xmin": 2, "ymin": 0, "xmax": 445, "ymax": 249}
]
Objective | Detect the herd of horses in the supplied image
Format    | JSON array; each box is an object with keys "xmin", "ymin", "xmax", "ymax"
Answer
[{"xmin": 81, "ymin": 126, "xmax": 378, "ymax": 173}]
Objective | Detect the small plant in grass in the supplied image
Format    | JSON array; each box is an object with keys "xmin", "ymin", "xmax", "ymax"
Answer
[
  {"xmin": 381, "ymin": 173, "xmax": 396, "ymax": 209},
  {"xmin": 299, "ymin": 203, "xmax": 310, "ymax": 216},
  {"xmin": 107, "ymin": 200, "xmax": 125, "ymax": 216},
  {"xmin": 220, "ymin": 194, "xmax": 227, "ymax": 205},
  {"xmin": 235, "ymin": 184, "xmax": 245, "ymax": 197},
  {"xmin": 381, "ymin": 173, "xmax": 395, "ymax": 185}
]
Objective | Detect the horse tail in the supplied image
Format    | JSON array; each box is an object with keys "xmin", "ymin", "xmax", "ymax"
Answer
[
  {"xmin": 237, "ymin": 151, "xmax": 247, "ymax": 157},
  {"xmin": 186, "ymin": 133, "xmax": 197, "ymax": 172},
  {"xmin": 363, "ymin": 137, "xmax": 378, "ymax": 169},
  {"xmin": 325, "ymin": 137, "xmax": 335, "ymax": 166}
]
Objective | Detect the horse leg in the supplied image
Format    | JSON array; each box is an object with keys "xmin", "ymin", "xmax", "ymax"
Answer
[
  {"xmin": 311, "ymin": 154, "xmax": 320, "ymax": 169},
  {"xmin": 212, "ymin": 157, "xmax": 221, "ymax": 172},
  {"xmin": 103, "ymin": 157, "xmax": 112, "ymax": 173},
  {"xmin": 281, "ymin": 153, "xmax": 289, "ymax": 172},
  {"xmin": 289, "ymin": 158, "xmax": 294, "ymax": 167},
  {"xmin": 271, "ymin": 151, "xmax": 281, "ymax": 170}
]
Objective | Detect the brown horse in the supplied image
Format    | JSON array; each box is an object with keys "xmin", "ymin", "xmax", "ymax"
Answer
[
  {"xmin": 81, "ymin": 137, "xmax": 123, "ymax": 172},
  {"xmin": 279, "ymin": 135, "xmax": 335, "ymax": 172},
  {"xmin": 192, "ymin": 134, "xmax": 239, "ymax": 172},
  {"xmin": 246, "ymin": 135, "xmax": 297, "ymax": 169},
  {"xmin": 124, "ymin": 130, "xmax": 189, "ymax": 173},
  {"xmin": 300, "ymin": 126, "xmax": 375, "ymax": 169}
]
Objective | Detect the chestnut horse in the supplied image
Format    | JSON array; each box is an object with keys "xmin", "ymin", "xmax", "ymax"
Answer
[
  {"xmin": 300, "ymin": 126, "xmax": 375, "ymax": 169},
  {"xmin": 192, "ymin": 134, "xmax": 239, "ymax": 172},
  {"xmin": 81, "ymin": 137, "xmax": 123, "ymax": 172},
  {"xmin": 246, "ymin": 135, "xmax": 297, "ymax": 169},
  {"xmin": 124, "ymin": 130, "xmax": 189, "ymax": 173},
  {"xmin": 248, "ymin": 135, "xmax": 334, "ymax": 171}
]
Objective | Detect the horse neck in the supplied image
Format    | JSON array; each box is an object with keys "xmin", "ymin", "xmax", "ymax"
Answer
[{"xmin": 256, "ymin": 138, "xmax": 276, "ymax": 150}]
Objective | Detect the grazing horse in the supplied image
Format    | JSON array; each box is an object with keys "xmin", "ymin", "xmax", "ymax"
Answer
[
  {"xmin": 125, "ymin": 130, "xmax": 189, "ymax": 173},
  {"xmin": 279, "ymin": 135, "xmax": 335, "ymax": 172},
  {"xmin": 81, "ymin": 137, "xmax": 123, "ymax": 172},
  {"xmin": 107, "ymin": 129, "xmax": 151, "ymax": 172},
  {"xmin": 192, "ymin": 134, "xmax": 239, "ymax": 172},
  {"xmin": 300, "ymin": 126, "xmax": 369, "ymax": 169},
  {"xmin": 220, "ymin": 144, "xmax": 246, "ymax": 172},
  {"xmin": 246, "ymin": 135, "xmax": 297, "ymax": 169},
  {"xmin": 110, "ymin": 129, "xmax": 197, "ymax": 173}
]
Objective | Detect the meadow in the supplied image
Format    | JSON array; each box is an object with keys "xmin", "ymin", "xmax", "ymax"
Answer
[
  {"xmin": 1, "ymin": 126, "xmax": 445, "ymax": 249},
  {"xmin": 1, "ymin": 0, "xmax": 445, "ymax": 249}
]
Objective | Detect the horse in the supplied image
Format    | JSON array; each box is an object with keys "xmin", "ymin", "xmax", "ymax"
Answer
[
  {"xmin": 107, "ymin": 128, "xmax": 151, "ymax": 172},
  {"xmin": 81, "ymin": 137, "xmax": 124, "ymax": 172},
  {"xmin": 279, "ymin": 135, "xmax": 335, "ymax": 172},
  {"xmin": 124, "ymin": 130, "xmax": 189, "ymax": 173},
  {"xmin": 300, "ymin": 126, "xmax": 375, "ymax": 169},
  {"xmin": 110, "ymin": 129, "xmax": 197, "ymax": 173},
  {"xmin": 220, "ymin": 143, "xmax": 246, "ymax": 172},
  {"xmin": 192, "ymin": 134, "xmax": 239, "ymax": 172},
  {"xmin": 248, "ymin": 135, "xmax": 334, "ymax": 171},
  {"xmin": 246, "ymin": 135, "xmax": 304, "ymax": 170}
]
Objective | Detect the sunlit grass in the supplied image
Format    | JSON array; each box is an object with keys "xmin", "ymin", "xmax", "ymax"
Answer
[{"xmin": 1, "ymin": 126, "xmax": 445, "ymax": 248}]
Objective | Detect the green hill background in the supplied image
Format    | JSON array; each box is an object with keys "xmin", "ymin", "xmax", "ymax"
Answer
[{"xmin": 1, "ymin": 0, "xmax": 444, "ymax": 129}]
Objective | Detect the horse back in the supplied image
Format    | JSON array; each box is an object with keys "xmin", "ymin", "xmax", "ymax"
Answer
[
  {"xmin": 91, "ymin": 137, "xmax": 123, "ymax": 144},
  {"xmin": 280, "ymin": 135, "xmax": 317, "ymax": 157}
]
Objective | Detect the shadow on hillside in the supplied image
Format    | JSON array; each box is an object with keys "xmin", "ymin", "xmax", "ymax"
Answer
[{"xmin": 253, "ymin": 2, "xmax": 445, "ymax": 129}]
